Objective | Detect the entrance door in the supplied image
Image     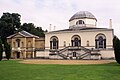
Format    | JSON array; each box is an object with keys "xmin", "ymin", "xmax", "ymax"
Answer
[
  {"xmin": 17, "ymin": 52, "xmax": 20, "ymax": 58},
  {"xmin": 73, "ymin": 52, "xmax": 77, "ymax": 57}
]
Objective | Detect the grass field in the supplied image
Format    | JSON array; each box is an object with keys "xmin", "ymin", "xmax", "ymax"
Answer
[{"xmin": 0, "ymin": 60, "xmax": 120, "ymax": 80}]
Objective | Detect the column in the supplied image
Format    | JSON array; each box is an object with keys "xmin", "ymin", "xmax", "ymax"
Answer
[
  {"xmin": 32, "ymin": 38, "xmax": 35, "ymax": 58},
  {"xmin": 24, "ymin": 38, "xmax": 26, "ymax": 59}
]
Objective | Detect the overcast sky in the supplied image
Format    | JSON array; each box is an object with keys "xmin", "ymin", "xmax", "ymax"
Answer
[{"xmin": 0, "ymin": 0, "xmax": 120, "ymax": 38}]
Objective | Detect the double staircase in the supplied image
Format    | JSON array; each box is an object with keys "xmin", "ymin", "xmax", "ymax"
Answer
[{"xmin": 49, "ymin": 46, "xmax": 100, "ymax": 60}]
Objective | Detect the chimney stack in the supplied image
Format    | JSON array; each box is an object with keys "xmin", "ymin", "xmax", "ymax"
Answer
[
  {"xmin": 109, "ymin": 19, "xmax": 112, "ymax": 29},
  {"xmin": 49, "ymin": 24, "xmax": 52, "ymax": 32},
  {"xmin": 54, "ymin": 26, "xmax": 56, "ymax": 31}
]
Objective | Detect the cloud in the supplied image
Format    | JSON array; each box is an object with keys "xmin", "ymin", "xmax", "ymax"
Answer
[{"xmin": 0, "ymin": 0, "xmax": 120, "ymax": 38}]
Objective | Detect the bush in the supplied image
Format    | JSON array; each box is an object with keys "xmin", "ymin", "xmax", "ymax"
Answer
[
  {"xmin": 0, "ymin": 38, "xmax": 3, "ymax": 61},
  {"xmin": 4, "ymin": 41, "xmax": 11, "ymax": 60},
  {"xmin": 113, "ymin": 36, "xmax": 120, "ymax": 64}
]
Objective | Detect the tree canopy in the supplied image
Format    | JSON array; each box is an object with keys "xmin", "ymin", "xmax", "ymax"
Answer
[
  {"xmin": 0, "ymin": 13, "xmax": 21, "ymax": 42},
  {"xmin": 21, "ymin": 23, "xmax": 45, "ymax": 37}
]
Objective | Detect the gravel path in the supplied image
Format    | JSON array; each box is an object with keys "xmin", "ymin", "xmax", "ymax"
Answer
[{"xmin": 19, "ymin": 59, "xmax": 116, "ymax": 65}]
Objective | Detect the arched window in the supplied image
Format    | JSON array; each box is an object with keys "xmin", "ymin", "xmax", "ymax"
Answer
[
  {"xmin": 71, "ymin": 35, "xmax": 81, "ymax": 47},
  {"xmin": 95, "ymin": 34, "xmax": 106, "ymax": 49},
  {"xmin": 50, "ymin": 36, "xmax": 59, "ymax": 49},
  {"xmin": 76, "ymin": 20, "xmax": 85, "ymax": 25}
]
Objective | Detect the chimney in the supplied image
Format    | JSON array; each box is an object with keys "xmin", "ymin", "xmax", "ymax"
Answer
[
  {"xmin": 49, "ymin": 24, "xmax": 52, "ymax": 32},
  {"xmin": 54, "ymin": 26, "xmax": 56, "ymax": 31},
  {"xmin": 109, "ymin": 19, "xmax": 112, "ymax": 29}
]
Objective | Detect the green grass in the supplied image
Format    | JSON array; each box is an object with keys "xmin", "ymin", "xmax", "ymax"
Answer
[{"xmin": 0, "ymin": 60, "xmax": 120, "ymax": 80}]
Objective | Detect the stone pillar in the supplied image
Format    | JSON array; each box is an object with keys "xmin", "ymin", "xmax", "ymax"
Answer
[
  {"xmin": 32, "ymin": 38, "xmax": 35, "ymax": 58},
  {"xmin": 33, "ymin": 51, "xmax": 36, "ymax": 58},
  {"xmin": 31, "ymin": 51, "xmax": 35, "ymax": 58},
  {"xmin": 23, "ymin": 51, "xmax": 26, "ymax": 59},
  {"xmin": 24, "ymin": 38, "xmax": 26, "ymax": 59}
]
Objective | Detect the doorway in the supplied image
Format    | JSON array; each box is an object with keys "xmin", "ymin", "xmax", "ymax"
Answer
[
  {"xmin": 17, "ymin": 52, "xmax": 20, "ymax": 58},
  {"xmin": 73, "ymin": 52, "xmax": 77, "ymax": 57}
]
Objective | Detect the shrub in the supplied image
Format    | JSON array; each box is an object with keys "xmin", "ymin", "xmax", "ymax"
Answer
[{"xmin": 113, "ymin": 36, "xmax": 120, "ymax": 64}]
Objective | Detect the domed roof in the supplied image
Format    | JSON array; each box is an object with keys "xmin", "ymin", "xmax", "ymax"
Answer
[{"xmin": 69, "ymin": 11, "xmax": 97, "ymax": 21}]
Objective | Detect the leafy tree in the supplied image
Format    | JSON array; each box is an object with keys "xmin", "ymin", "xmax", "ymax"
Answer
[
  {"xmin": 4, "ymin": 41, "xmax": 11, "ymax": 60},
  {"xmin": 21, "ymin": 23, "xmax": 45, "ymax": 37},
  {"xmin": 0, "ymin": 37, "xmax": 3, "ymax": 61},
  {"xmin": 0, "ymin": 12, "xmax": 21, "ymax": 42},
  {"xmin": 113, "ymin": 36, "xmax": 120, "ymax": 64}
]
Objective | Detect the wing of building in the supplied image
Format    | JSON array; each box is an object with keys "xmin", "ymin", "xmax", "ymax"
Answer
[
  {"xmin": 7, "ymin": 30, "xmax": 45, "ymax": 59},
  {"xmin": 45, "ymin": 11, "xmax": 114, "ymax": 59}
]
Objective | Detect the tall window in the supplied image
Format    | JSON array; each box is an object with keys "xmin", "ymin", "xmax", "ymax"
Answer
[
  {"xmin": 71, "ymin": 35, "xmax": 81, "ymax": 47},
  {"xmin": 16, "ymin": 39, "xmax": 20, "ymax": 47},
  {"xmin": 21, "ymin": 42, "xmax": 24, "ymax": 47},
  {"xmin": 13, "ymin": 42, "xmax": 15, "ymax": 47},
  {"xmin": 95, "ymin": 34, "xmax": 106, "ymax": 49},
  {"xmin": 50, "ymin": 36, "xmax": 59, "ymax": 49}
]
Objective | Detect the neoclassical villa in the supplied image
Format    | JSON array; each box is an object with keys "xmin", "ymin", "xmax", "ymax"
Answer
[
  {"xmin": 45, "ymin": 11, "xmax": 114, "ymax": 59},
  {"xmin": 7, "ymin": 11, "xmax": 114, "ymax": 59}
]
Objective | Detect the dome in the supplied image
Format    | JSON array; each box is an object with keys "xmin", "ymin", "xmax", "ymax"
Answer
[{"xmin": 69, "ymin": 11, "xmax": 97, "ymax": 21}]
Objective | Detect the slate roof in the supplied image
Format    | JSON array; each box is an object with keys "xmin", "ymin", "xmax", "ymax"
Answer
[
  {"xmin": 7, "ymin": 30, "xmax": 39, "ymax": 38},
  {"xmin": 69, "ymin": 11, "xmax": 97, "ymax": 21}
]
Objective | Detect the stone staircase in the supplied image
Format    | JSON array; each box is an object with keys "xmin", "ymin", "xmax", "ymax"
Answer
[{"xmin": 49, "ymin": 46, "xmax": 100, "ymax": 60}]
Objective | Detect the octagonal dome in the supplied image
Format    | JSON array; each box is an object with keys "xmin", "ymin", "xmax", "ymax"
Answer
[{"xmin": 69, "ymin": 11, "xmax": 97, "ymax": 21}]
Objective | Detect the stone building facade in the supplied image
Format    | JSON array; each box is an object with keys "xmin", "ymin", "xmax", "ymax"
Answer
[
  {"xmin": 7, "ymin": 30, "xmax": 45, "ymax": 59},
  {"xmin": 45, "ymin": 11, "xmax": 114, "ymax": 59}
]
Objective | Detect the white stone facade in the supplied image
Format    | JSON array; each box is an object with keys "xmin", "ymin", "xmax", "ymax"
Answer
[{"xmin": 44, "ymin": 11, "xmax": 115, "ymax": 59}]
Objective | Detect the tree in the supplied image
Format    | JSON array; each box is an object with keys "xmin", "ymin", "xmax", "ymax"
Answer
[
  {"xmin": 0, "ymin": 12, "xmax": 21, "ymax": 42},
  {"xmin": 21, "ymin": 23, "xmax": 45, "ymax": 37},
  {"xmin": 4, "ymin": 41, "xmax": 11, "ymax": 60},
  {"xmin": 0, "ymin": 37, "xmax": 3, "ymax": 61},
  {"xmin": 113, "ymin": 36, "xmax": 120, "ymax": 64}
]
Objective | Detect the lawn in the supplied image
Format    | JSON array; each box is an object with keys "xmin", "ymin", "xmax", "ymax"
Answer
[{"xmin": 0, "ymin": 60, "xmax": 120, "ymax": 80}]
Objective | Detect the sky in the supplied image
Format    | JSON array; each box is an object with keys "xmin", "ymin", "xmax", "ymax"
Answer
[{"xmin": 0, "ymin": 0, "xmax": 120, "ymax": 38}]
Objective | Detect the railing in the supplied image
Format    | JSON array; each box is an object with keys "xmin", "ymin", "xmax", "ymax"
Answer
[
  {"xmin": 91, "ymin": 49, "xmax": 100, "ymax": 55},
  {"xmin": 79, "ymin": 52, "xmax": 90, "ymax": 59},
  {"xmin": 59, "ymin": 46, "xmax": 70, "ymax": 53},
  {"xmin": 58, "ymin": 46, "xmax": 91, "ymax": 59},
  {"xmin": 12, "ymin": 47, "xmax": 35, "ymax": 52},
  {"xmin": 57, "ymin": 53, "xmax": 67, "ymax": 59}
]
